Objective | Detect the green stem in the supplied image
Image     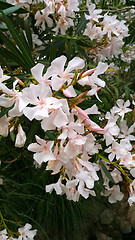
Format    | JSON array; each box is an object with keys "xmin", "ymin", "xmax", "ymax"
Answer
[{"xmin": 98, "ymin": 154, "xmax": 132, "ymax": 184}]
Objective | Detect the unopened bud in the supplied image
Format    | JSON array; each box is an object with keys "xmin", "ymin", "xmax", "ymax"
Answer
[
  {"xmin": 75, "ymin": 106, "xmax": 89, "ymax": 119},
  {"xmin": 63, "ymin": 89, "xmax": 72, "ymax": 98},
  {"xmin": 82, "ymin": 68, "xmax": 96, "ymax": 78},
  {"xmin": 10, "ymin": 125, "xmax": 14, "ymax": 132},
  {"xmin": 14, "ymin": 77, "xmax": 24, "ymax": 86}
]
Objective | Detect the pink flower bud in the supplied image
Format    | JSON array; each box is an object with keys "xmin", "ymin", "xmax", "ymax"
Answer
[
  {"xmin": 63, "ymin": 89, "xmax": 72, "ymax": 98},
  {"xmin": 15, "ymin": 125, "xmax": 26, "ymax": 148},
  {"xmin": 82, "ymin": 68, "xmax": 96, "ymax": 77},
  {"xmin": 10, "ymin": 126, "xmax": 14, "ymax": 132},
  {"xmin": 76, "ymin": 98, "xmax": 85, "ymax": 104},
  {"xmin": 130, "ymin": 185, "xmax": 134, "ymax": 195},
  {"xmin": 75, "ymin": 106, "xmax": 89, "ymax": 119},
  {"xmin": 14, "ymin": 77, "xmax": 24, "ymax": 86}
]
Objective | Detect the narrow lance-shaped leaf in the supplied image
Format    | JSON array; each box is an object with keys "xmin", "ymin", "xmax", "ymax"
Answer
[
  {"xmin": 0, "ymin": 24, "xmax": 7, "ymax": 30},
  {"xmin": 0, "ymin": 5, "xmax": 22, "ymax": 18},
  {"xmin": 2, "ymin": 13, "xmax": 35, "ymax": 69},
  {"xmin": 0, "ymin": 47, "xmax": 30, "ymax": 73},
  {"xmin": 23, "ymin": 120, "xmax": 40, "ymax": 148},
  {"xmin": 0, "ymin": 0, "xmax": 27, "ymax": 13},
  {"xmin": 0, "ymin": 105, "xmax": 14, "ymax": 118},
  {"xmin": 24, "ymin": 19, "xmax": 33, "ymax": 50},
  {"xmin": 99, "ymin": 159, "xmax": 115, "ymax": 183},
  {"xmin": 68, "ymin": 39, "xmax": 72, "ymax": 60},
  {"xmin": 75, "ymin": 15, "xmax": 87, "ymax": 34},
  {"xmin": 0, "ymin": 30, "xmax": 30, "ymax": 70}
]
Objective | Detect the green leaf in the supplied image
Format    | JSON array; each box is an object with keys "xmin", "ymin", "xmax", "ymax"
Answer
[
  {"xmin": 0, "ymin": 53, "xmax": 8, "ymax": 66},
  {"xmin": 40, "ymin": 45, "xmax": 50, "ymax": 58},
  {"xmin": 0, "ymin": 0, "xmax": 27, "ymax": 13},
  {"xmin": 73, "ymin": 42, "xmax": 93, "ymax": 63},
  {"xmin": 53, "ymin": 37, "xmax": 66, "ymax": 48},
  {"xmin": 99, "ymin": 159, "xmax": 115, "ymax": 183},
  {"xmin": 111, "ymin": 85, "xmax": 119, "ymax": 99},
  {"xmin": 10, "ymin": 131, "xmax": 15, "ymax": 141},
  {"xmin": 75, "ymin": 15, "xmax": 87, "ymax": 34},
  {"xmin": 50, "ymin": 43, "xmax": 56, "ymax": 62},
  {"xmin": 0, "ymin": 105, "xmax": 14, "ymax": 118},
  {"xmin": 0, "ymin": 47, "xmax": 30, "ymax": 72},
  {"xmin": 77, "ymin": 40, "xmax": 97, "ymax": 48},
  {"xmin": 23, "ymin": 120, "xmax": 40, "ymax": 148},
  {"xmin": 0, "ymin": 23, "xmax": 7, "ymax": 30},
  {"xmin": 45, "ymin": 130, "xmax": 55, "ymax": 140},
  {"xmin": 68, "ymin": 39, "xmax": 72, "ymax": 60},
  {"xmin": 2, "ymin": 13, "xmax": 34, "ymax": 69},
  {"xmin": 0, "ymin": 30, "xmax": 29, "ymax": 67},
  {"xmin": 0, "ymin": 5, "xmax": 22, "ymax": 17},
  {"xmin": 24, "ymin": 19, "xmax": 33, "ymax": 50}
]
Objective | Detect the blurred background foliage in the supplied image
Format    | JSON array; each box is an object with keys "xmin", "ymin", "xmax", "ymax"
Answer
[{"xmin": 0, "ymin": 0, "xmax": 135, "ymax": 239}]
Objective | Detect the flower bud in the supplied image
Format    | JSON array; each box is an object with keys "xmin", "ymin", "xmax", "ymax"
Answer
[{"xmin": 15, "ymin": 125, "xmax": 26, "ymax": 148}]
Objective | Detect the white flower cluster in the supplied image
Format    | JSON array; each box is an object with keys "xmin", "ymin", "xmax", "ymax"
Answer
[
  {"xmin": 6, "ymin": 0, "xmax": 80, "ymax": 35},
  {"xmin": 35, "ymin": 0, "xmax": 79, "ymax": 35},
  {"xmin": 0, "ymin": 56, "xmax": 134, "ymax": 204},
  {"xmin": 0, "ymin": 223, "xmax": 37, "ymax": 240},
  {"xmin": 121, "ymin": 43, "xmax": 135, "ymax": 64},
  {"xmin": 83, "ymin": 4, "xmax": 129, "ymax": 61},
  {"xmin": 5, "ymin": 0, "xmax": 130, "ymax": 60}
]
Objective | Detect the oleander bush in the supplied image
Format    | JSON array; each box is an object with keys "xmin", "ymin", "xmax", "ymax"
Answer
[{"xmin": 0, "ymin": 0, "xmax": 134, "ymax": 239}]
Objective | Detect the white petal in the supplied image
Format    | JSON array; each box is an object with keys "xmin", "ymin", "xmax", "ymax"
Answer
[
  {"xmin": 65, "ymin": 57, "xmax": 85, "ymax": 73},
  {"xmin": 50, "ymin": 55, "xmax": 67, "ymax": 75},
  {"xmin": 53, "ymin": 108, "xmax": 68, "ymax": 128},
  {"xmin": 28, "ymin": 143, "xmax": 42, "ymax": 152},
  {"xmin": 94, "ymin": 62, "xmax": 108, "ymax": 75},
  {"xmin": 31, "ymin": 63, "xmax": 44, "ymax": 82}
]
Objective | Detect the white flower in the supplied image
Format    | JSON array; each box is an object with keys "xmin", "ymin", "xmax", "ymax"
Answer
[
  {"xmin": 101, "ymin": 14, "xmax": 119, "ymax": 40},
  {"xmin": 53, "ymin": 17, "xmax": 73, "ymax": 35},
  {"xmin": 130, "ymin": 168, "xmax": 135, "ymax": 178},
  {"xmin": 0, "ymin": 229, "xmax": 8, "ymax": 240},
  {"xmin": 84, "ymin": 23, "xmax": 105, "ymax": 41},
  {"xmin": 0, "ymin": 178, "xmax": 3, "ymax": 185},
  {"xmin": 31, "ymin": 63, "xmax": 52, "ymax": 85},
  {"xmin": 103, "ymin": 185, "xmax": 124, "ymax": 203},
  {"xmin": 99, "ymin": 37, "xmax": 124, "ymax": 59},
  {"xmin": 112, "ymin": 99, "xmax": 132, "ymax": 120},
  {"xmin": 98, "ymin": 116, "xmax": 120, "ymax": 146},
  {"xmin": 46, "ymin": 179, "xmax": 64, "ymax": 195},
  {"xmin": 49, "ymin": 55, "xmax": 85, "ymax": 94},
  {"xmin": 35, "ymin": 9, "xmax": 53, "ymax": 31},
  {"xmin": 18, "ymin": 223, "xmax": 37, "ymax": 240},
  {"xmin": 28, "ymin": 135, "xmax": 56, "ymax": 165},
  {"xmin": 0, "ymin": 115, "xmax": 9, "ymax": 137},
  {"xmin": 110, "ymin": 169, "xmax": 122, "ymax": 183},
  {"xmin": 78, "ymin": 180, "xmax": 96, "ymax": 199},
  {"xmin": 105, "ymin": 141, "xmax": 120, "ymax": 161},
  {"xmin": 0, "ymin": 81, "xmax": 29, "ymax": 117},
  {"xmin": 22, "ymin": 83, "xmax": 64, "ymax": 121},
  {"xmin": 41, "ymin": 98, "xmax": 69, "ymax": 129},
  {"xmin": 32, "ymin": 33, "xmax": 42, "ymax": 47},
  {"xmin": 15, "ymin": 125, "xmax": 26, "ymax": 148},
  {"xmin": 119, "ymin": 120, "xmax": 135, "ymax": 143},
  {"xmin": 128, "ymin": 193, "xmax": 135, "ymax": 206},
  {"xmin": 0, "ymin": 66, "xmax": 10, "ymax": 83},
  {"xmin": 85, "ymin": 4, "xmax": 102, "ymax": 22},
  {"xmin": 128, "ymin": 180, "xmax": 135, "ymax": 206}
]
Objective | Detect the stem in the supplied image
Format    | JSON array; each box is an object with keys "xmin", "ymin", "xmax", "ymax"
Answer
[
  {"xmin": 98, "ymin": 154, "xmax": 132, "ymax": 184},
  {"xmin": 0, "ymin": 211, "xmax": 8, "ymax": 230}
]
